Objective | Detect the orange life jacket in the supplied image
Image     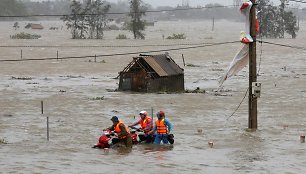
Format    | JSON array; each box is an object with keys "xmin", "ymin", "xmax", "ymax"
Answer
[
  {"xmin": 156, "ymin": 118, "xmax": 167, "ymax": 134},
  {"xmin": 140, "ymin": 117, "xmax": 153, "ymax": 133},
  {"xmin": 114, "ymin": 121, "xmax": 130, "ymax": 139}
]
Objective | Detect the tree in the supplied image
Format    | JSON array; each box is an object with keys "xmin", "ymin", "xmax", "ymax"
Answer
[
  {"xmin": 61, "ymin": 0, "xmax": 87, "ymax": 39},
  {"xmin": 84, "ymin": 0, "xmax": 110, "ymax": 39},
  {"xmin": 61, "ymin": 0, "xmax": 110, "ymax": 39},
  {"xmin": 257, "ymin": 0, "xmax": 299, "ymax": 38},
  {"xmin": 283, "ymin": 11, "xmax": 298, "ymax": 38},
  {"xmin": 127, "ymin": 0, "xmax": 147, "ymax": 39}
]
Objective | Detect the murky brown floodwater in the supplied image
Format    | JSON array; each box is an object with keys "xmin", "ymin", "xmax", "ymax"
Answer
[{"xmin": 1, "ymin": 20, "xmax": 306, "ymax": 173}]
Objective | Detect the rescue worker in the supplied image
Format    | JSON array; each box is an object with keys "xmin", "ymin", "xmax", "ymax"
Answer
[
  {"xmin": 148, "ymin": 111, "xmax": 173, "ymax": 144},
  {"xmin": 106, "ymin": 116, "xmax": 132, "ymax": 148},
  {"xmin": 129, "ymin": 110, "xmax": 154, "ymax": 143}
]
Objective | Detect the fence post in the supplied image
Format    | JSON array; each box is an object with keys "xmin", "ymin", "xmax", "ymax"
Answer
[{"xmin": 182, "ymin": 54, "xmax": 185, "ymax": 66}]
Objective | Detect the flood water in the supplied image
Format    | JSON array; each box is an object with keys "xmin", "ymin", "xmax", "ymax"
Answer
[{"xmin": 1, "ymin": 19, "xmax": 306, "ymax": 173}]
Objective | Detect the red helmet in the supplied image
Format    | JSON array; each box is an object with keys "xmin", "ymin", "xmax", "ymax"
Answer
[{"xmin": 157, "ymin": 111, "xmax": 165, "ymax": 118}]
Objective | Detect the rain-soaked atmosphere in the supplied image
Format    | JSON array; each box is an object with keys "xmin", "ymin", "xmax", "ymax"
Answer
[{"xmin": 1, "ymin": 6, "xmax": 306, "ymax": 174}]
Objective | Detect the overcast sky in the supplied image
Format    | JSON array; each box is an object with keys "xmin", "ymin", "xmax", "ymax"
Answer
[
  {"xmin": 105, "ymin": 0, "xmax": 304, "ymax": 8},
  {"xmin": 106, "ymin": 0, "xmax": 255, "ymax": 7},
  {"xmin": 33, "ymin": 0, "xmax": 305, "ymax": 8},
  {"xmin": 106, "ymin": 0, "xmax": 231, "ymax": 7}
]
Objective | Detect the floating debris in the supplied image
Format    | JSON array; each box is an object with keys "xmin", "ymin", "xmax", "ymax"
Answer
[
  {"xmin": 91, "ymin": 96, "xmax": 104, "ymax": 100},
  {"xmin": 185, "ymin": 87, "xmax": 205, "ymax": 93},
  {"xmin": 0, "ymin": 138, "xmax": 8, "ymax": 144},
  {"xmin": 197, "ymin": 128, "xmax": 203, "ymax": 134},
  {"xmin": 106, "ymin": 89, "xmax": 118, "ymax": 92},
  {"xmin": 26, "ymin": 82, "xmax": 39, "ymax": 84},
  {"xmin": 59, "ymin": 75, "xmax": 84, "ymax": 78},
  {"xmin": 11, "ymin": 76, "xmax": 32, "ymax": 80},
  {"xmin": 186, "ymin": 63, "xmax": 200, "ymax": 67},
  {"xmin": 211, "ymin": 68, "xmax": 223, "ymax": 71},
  {"xmin": 3, "ymin": 114, "xmax": 13, "ymax": 117}
]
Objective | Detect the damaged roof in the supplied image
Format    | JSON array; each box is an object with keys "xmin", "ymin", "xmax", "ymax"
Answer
[{"xmin": 142, "ymin": 54, "xmax": 184, "ymax": 77}]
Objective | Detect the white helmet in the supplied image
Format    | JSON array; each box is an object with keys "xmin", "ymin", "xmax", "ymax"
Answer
[{"xmin": 139, "ymin": 110, "xmax": 147, "ymax": 116}]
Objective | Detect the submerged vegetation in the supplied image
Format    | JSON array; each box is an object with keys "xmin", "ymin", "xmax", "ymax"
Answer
[
  {"xmin": 166, "ymin": 33, "xmax": 186, "ymax": 39},
  {"xmin": 116, "ymin": 34, "xmax": 127, "ymax": 39},
  {"xmin": 10, "ymin": 32, "xmax": 41, "ymax": 39}
]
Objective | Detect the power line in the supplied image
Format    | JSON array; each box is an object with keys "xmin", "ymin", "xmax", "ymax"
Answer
[
  {"xmin": 258, "ymin": 40, "xmax": 306, "ymax": 50},
  {"xmin": 226, "ymin": 88, "xmax": 249, "ymax": 120},
  {"xmin": 0, "ymin": 42, "xmax": 233, "ymax": 48},
  {"xmin": 0, "ymin": 5, "xmax": 238, "ymax": 18},
  {"xmin": 0, "ymin": 41, "xmax": 240, "ymax": 62},
  {"xmin": 3, "ymin": 40, "xmax": 303, "ymax": 50},
  {"xmin": 1, "ymin": 40, "xmax": 304, "ymax": 62},
  {"xmin": 289, "ymin": 0, "xmax": 306, "ymax": 3}
]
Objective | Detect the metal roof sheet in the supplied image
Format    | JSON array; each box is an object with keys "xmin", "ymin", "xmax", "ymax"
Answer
[
  {"xmin": 143, "ymin": 56, "xmax": 168, "ymax": 76},
  {"xmin": 143, "ymin": 54, "xmax": 183, "ymax": 77}
]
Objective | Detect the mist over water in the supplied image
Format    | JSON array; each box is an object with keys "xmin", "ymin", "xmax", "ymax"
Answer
[{"xmin": 1, "ymin": 19, "xmax": 306, "ymax": 173}]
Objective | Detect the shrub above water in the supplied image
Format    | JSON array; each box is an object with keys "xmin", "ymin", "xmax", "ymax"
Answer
[
  {"xmin": 11, "ymin": 32, "xmax": 41, "ymax": 39},
  {"xmin": 166, "ymin": 33, "xmax": 186, "ymax": 39}
]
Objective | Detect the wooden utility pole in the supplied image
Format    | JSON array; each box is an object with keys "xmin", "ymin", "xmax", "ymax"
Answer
[{"xmin": 248, "ymin": 0, "xmax": 257, "ymax": 129}]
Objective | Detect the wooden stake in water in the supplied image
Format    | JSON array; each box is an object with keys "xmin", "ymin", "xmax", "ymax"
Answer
[
  {"xmin": 41, "ymin": 101, "xmax": 43, "ymax": 114},
  {"xmin": 212, "ymin": 16, "xmax": 215, "ymax": 31},
  {"xmin": 41, "ymin": 101, "xmax": 49, "ymax": 141},
  {"xmin": 47, "ymin": 116, "xmax": 49, "ymax": 141},
  {"xmin": 21, "ymin": 49, "xmax": 23, "ymax": 59},
  {"xmin": 182, "ymin": 54, "xmax": 185, "ymax": 67}
]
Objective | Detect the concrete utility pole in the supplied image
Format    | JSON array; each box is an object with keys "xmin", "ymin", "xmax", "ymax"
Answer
[{"xmin": 248, "ymin": 0, "xmax": 257, "ymax": 129}]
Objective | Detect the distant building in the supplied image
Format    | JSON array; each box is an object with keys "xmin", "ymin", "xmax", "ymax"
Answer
[
  {"xmin": 25, "ymin": 23, "xmax": 44, "ymax": 30},
  {"xmin": 118, "ymin": 54, "xmax": 184, "ymax": 92}
]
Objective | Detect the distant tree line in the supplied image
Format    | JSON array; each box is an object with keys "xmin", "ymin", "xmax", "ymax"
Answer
[{"xmin": 0, "ymin": 0, "xmax": 27, "ymax": 20}]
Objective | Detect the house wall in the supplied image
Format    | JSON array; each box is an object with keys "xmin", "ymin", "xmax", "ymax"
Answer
[
  {"xmin": 119, "ymin": 70, "xmax": 147, "ymax": 91},
  {"xmin": 147, "ymin": 75, "xmax": 184, "ymax": 93},
  {"xmin": 119, "ymin": 72, "xmax": 184, "ymax": 93}
]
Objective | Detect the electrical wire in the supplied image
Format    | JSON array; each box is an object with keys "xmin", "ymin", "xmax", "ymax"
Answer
[
  {"xmin": 0, "ymin": 41, "xmax": 240, "ymax": 62},
  {"xmin": 0, "ymin": 42, "xmax": 236, "ymax": 48},
  {"xmin": 289, "ymin": 0, "xmax": 306, "ymax": 3},
  {"xmin": 226, "ymin": 88, "xmax": 249, "ymax": 120},
  {"xmin": 258, "ymin": 40, "xmax": 306, "ymax": 50}
]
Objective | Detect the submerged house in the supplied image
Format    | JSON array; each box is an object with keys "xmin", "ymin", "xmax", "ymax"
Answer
[
  {"xmin": 25, "ymin": 23, "xmax": 44, "ymax": 29},
  {"xmin": 118, "ymin": 54, "xmax": 184, "ymax": 92}
]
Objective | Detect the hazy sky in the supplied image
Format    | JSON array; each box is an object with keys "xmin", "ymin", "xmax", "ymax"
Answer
[
  {"xmin": 33, "ymin": 0, "xmax": 305, "ymax": 8},
  {"xmin": 107, "ymin": 0, "xmax": 232, "ymax": 7},
  {"xmin": 105, "ymin": 0, "xmax": 304, "ymax": 8}
]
